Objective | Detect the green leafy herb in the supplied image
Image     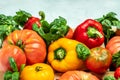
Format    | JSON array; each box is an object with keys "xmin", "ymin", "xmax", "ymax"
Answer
[
  {"xmin": 4, "ymin": 71, "xmax": 12, "ymax": 80},
  {"xmin": 13, "ymin": 10, "xmax": 32, "ymax": 27},
  {"xmin": 96, "ymin": 12, "xmax": 120, "ymax": 45},
  {"xmin": 0, "ymin": 14, "xmax": 19, "ymax": 48},
  {"xmin": 20, "ymin": 64, "xmax": 26, "ymax": 73},
  {"xmin": 12, "ymin": 72, "xmax": 19, "ymax": 80},
  {"xmin": 9, "ymin": 57, "xmax": 18, "ymax": 72},
  {"xmin": 4, "ymin": 57, "xmax": 25, "ymax": 80},
  {"xmin": 103, "ymin": 75, "xmax": 116, "ymax": 80},
  {"xmin": 112, "ymin": 51, "xmax": 120, "ymax": 68},
  {"xmin": 33, "ymin": 16, "xmax": 69, "ymax": 46}
]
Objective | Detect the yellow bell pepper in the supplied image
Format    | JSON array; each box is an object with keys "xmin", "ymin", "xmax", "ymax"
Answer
[
  {"xmin": 48, "ymin": 38, "xmax": 90, "ymax": 72},
  {"xmin": 20, "ymin": 63, "xmax": 54, "ymax": 80}
]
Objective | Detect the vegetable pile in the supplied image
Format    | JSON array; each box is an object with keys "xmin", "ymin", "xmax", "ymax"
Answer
[{"xmin": 0, "ymin": 10, "xmax": 120, "ymax": 80}]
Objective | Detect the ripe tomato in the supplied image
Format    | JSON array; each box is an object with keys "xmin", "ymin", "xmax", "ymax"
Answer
[
  {"xmin": 65, "ymin": 28, "xmax": 74, "ymax": 39},
  {"xmin": 0, "ymin": 45, "xmax": 26, "ymax": 72},
  {"xmin": 59, "ymin": 70, "xmax": 99, "ymax": 80},
  {"xmin": 85, "ymin": 47, "xmax": 112, "ymax": 74},
  {"xmin": 114, "ymin": 67, "xmax": 120, "ymax": 79},
  {"xmin": 20, "ymin": 63, "xmax": 54, "ymax": 80},
  {"xmin": 116, "ymin": 29, "xmax": 120, "ymax": 36},
  {"xmin": 106, "ymin": 36, "xmax": 120, "ymax": 55},
  {"xmin": 3, "ymin": 29, "xmax": 46, "ymax": 65}
]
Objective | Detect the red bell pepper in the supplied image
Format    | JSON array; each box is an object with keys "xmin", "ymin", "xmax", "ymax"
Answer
[
  {"xmin": 73, "ymin": 19, "xmax": 104, "ymax": 48},
  {"xmin": 23, "ymin": 16, "xmax": 41, "ymax": 30}
]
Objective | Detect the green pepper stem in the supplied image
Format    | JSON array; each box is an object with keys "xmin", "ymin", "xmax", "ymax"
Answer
[
  {"xmin": 87, "ymin": 27, "xmax": 103, "ymax": 38},
  {"xmin": 54, "ymin": 48, "xmax": 66, "ymax": 60},
  {"xmin": 39, "ymin": 11, "xmax": 45, "ymax": 20},
  {"xmin": 76, "ymin": 44, "xmax": 90, "ymax": 60}
]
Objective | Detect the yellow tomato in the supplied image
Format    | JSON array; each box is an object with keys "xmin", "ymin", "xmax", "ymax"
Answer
[{"xmin": 20, "ymin": 63, "xmax": 54, "ymax": 80}]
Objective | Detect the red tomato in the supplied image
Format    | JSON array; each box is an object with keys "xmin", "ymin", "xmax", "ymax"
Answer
[
  {"xmin": 59, "ymin": 70, "xmax": 99, "ymax": 80},
  {"xmin": 0, "ymin": 45, "xmax": 26, "ymax": 72},
  {"xmin": 106, "ymin": 36, "xmax": 120, "ymax": 55},
  {"xmin": 85, "ymin": 47, "xmax": 112, "ymax": 74},
  {"xmin": 3, "ymin": 29, "xmax": 46, "ymax": 65},
  {"xmin": 114, "ymin": 67, "xmax": 120, "ymax": 79}
]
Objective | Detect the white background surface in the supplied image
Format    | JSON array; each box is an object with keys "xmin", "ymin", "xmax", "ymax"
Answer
[{"xmin": 0, "ymin": 0, "xmax": 120, "ymax": 28}]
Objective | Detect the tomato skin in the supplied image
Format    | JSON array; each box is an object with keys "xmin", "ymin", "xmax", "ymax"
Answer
[
  {"xmin": 59, "ymin": 70, "xmax": 99, "ymax": 80},
  {"xmin": 85, "ymin": 47, "xmax": 112, "ymax": 74},
  {"xmin": 106, "ymin": 36, "xmax": 120, "ymax": 55},
  {"xmin": 20, "ymin": 63, "xmax": 54, "ymax": 80},
  {"xmin": 0, "ymin": 45, "xmax": 26, "ymax": 72},
  {"xmin": 65, "ymin": 28, "xmax": 74, "ymax": 39},
  {"xmin": 3, "ymin": 29, "xmax": 46, "ymax": 65},
  {"xmin": 114, "ymin": 67, "xmax": 120, "ymax": 79},
  {"xmin": 116, "ymin": 29, "xmax": 120, "ymax": 36},
  {"xmin": 24, "ymin": 17, "xmax": 41, "ymax": 30}
]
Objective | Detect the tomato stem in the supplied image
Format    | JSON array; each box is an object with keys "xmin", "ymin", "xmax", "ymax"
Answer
[
  {"xmin": 87, "ymin": 27, "xmax": 103, "ymax": 38},
  {"xmin": 16, "ymin": 40, "xmax": 25, "ymax": 51},
  {"xmin": 54, "ymin": 47, "xmax": 66, "ymax": 60},
  {"xmin": 35, "ymin": 66, "xmax": 42, "ymax": 72}
]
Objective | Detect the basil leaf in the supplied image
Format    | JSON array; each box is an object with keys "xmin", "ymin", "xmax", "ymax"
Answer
[
  {"xmin": 0, "ymin": 14, "xmax": 19, "ymax": 48},
  {"xmin": 33, "ymin": 16, "xmax": 69, "ymax": 46},
  {"xmin": 112, "ymin": 21, "xmax": 120, "ymax": 29},
  {"xmin": 112, "ymin": 51, "xmax": 120, "ymax": 67},
  {"xmin": 103, "ymin": 75, "xmax": 115, "ymax": 80},
  {"xmin": 20, "ymin": 64, "xmax": 26, "ymax": 73},
  {"xmin": 13, "ymin": 10, "xmax": 32, "ymax": 27},
  {"xmin": 101, "ymin": 19, "xmax": 111, "ymax": 27},
  {"xmin": 9, "ymin": 57, "xmax": 18, "ymax": 72},
  {"xmin": 4, "ymin": 71, "xmax": 12, "ymax": 80},
  {"xmin": 12, "ymin": 72, "xmax": 19, "ymax": 80},
  {"xmin": 95, "ymin": 12, "xmax": 120, "ymax": 45}
]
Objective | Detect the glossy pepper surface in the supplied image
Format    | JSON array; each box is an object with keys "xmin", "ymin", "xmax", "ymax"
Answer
[
  {"xmin": 47, "ymin": 38, "xmax": 90, "ymax": 72},
  {"xmin": 73, "ymin": 19, "xmax": 104, "ymax": 49}
]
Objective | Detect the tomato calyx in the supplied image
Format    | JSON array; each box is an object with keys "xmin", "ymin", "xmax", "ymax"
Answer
[
  {"xmin": 16, "ymin": 40, "xmax": 25, "ymax": 51},
  {"xmin": 87, "ymin": 27, "xmax": 103, "ymax": 38},
  {"xmin": 35, "ymin": 66, "xmax": 42, "ymax": 72},
  {"xmin": 96, "ymin": 49, "xmax": 108, "ymax": 61},
  {"xmin": 54, "ymin": 47, "xmax": 66, "ymax": 60}
]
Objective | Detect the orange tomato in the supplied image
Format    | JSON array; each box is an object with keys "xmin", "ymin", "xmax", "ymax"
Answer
[
  {"xmin": 0, "ymin": 45, "xmax": 26, "ymax": 72},
  {"xmin": 106, "ymin": 36, "xmax": 120, "ymax": 55},
  {"xmin": 59, "ymin": 70, "xmax": 99, "ymax": 80},
  {"xmin": 85, "ymin": 47, "xmax": 112, "ymax": 74},
  {"xmin": 3, "ymin": 29, "xmax": 46, "ymax": 65}
]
